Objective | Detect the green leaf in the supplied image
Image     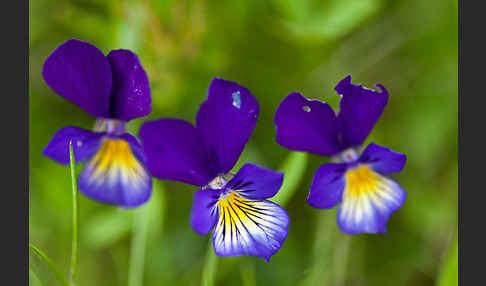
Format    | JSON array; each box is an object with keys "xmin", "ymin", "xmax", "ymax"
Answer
[
  {"xmin": 436, "ymin": 232, "xmax": 458, "ymax": 286},
  {"xmin": 274, "ymin": 0, "xmax": 383, "ymax": 42},
  {"xmin": 29, "ymin": 244, "xmax": 70, "ymax": 286},
  {"xmin": 271, "ymin": 151, "xmax": 308, "ymax": 206},
  {"xmin": 29, "ymin": 268, "xmax": 44, "ymax": 286}
]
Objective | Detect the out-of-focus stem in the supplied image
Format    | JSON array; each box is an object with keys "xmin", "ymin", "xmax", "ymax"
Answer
[{"xmin": 201, "ymin": 239, "xmax": 218, "ymax": 286}]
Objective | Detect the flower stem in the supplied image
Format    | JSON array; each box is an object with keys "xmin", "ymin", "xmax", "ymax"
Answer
[
  {"xmin": 201, "ymin": 239, "xmax": 218, "ymax": 286},
  {"xmin": 302, "ymin": 212, "xmax": 336, "ymax": 286},
  {"xmin": 240, "ymin": 260, "xmax": 256, "ymax": 286},
  {"xmin": 128, "ymin": 204, "xmax": 151, "ymax": 286},
  {"xmin": 68, "ymin": 141, "xmax": 79, "ymax": 286},
  {"xmin": 333, "ymin": 234, "xmax": 351, "ymax": 285},
  {"xmin": 29, "ymin": 243, "xmax": 70, "ymax": 286}
]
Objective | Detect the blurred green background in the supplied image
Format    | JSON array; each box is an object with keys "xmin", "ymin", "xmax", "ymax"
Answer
[{"xmin": 29, "ymin": 0, "xmax": 457, "ymax": 285}]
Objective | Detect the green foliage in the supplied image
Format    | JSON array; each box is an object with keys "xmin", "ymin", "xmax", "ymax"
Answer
[
  {"xmin": 30, "ymin": 0, "xmax": 458, "ymax": 285},
  {"xmin": 29, "ymin": 244, "xmax": 69, "ymax": 286},
  {"xmin": 272, "ymin": 151, "xmax": 308, "ymax": 206},
  {"xmin": 437, "ymin": 233, "xmax": 458, "ymax": 286}
]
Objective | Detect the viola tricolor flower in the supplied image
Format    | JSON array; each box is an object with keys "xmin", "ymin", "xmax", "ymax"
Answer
[
  {"xmin": 42, "ymin": 39, "xmax": 152, "ymax": 207},
  {"xmin": 274, "ymin": 75, "xmax": 406, "ymax": 234},
  {"xmin": 139, "ymin": 78, "xmax": 289, "ymax": 261}
]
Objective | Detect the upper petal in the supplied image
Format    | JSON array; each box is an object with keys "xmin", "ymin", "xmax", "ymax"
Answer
[
  {"xmin": 227, "ymin": 163, "xmax": 284, "ymax": 200},
  {"xmin": 196, "ymin": 78, "xmax": 259, "ymax": 174},
  {"xmin": 78, "ymin": 135, "xmax": 152, "ymax": 207},
  {"xmin": 107, "ymin": 50, "xmax": 151, "ymax": 121},
  {"xmin": 274, "ymin": 92, "xmax": 341, "ymax": 156},
  {"xmin": 307, "ymin": 163, "xmax": 347, "ymax": 209},
  {"xmin": 42, "ymin": 39, "xmax": 112, "ymax": 118},
  {"xmin": 359, "ymin": 143, "xmax": 406, "ymax": 174},
  {"xmin": 139, "ymin": 118, "xmax": 218, "ymax": 187},
  {"xmin": 212, "ymin": 192, "xmax": 289, "ymax": 262},
  {"xmin": 335, "ymin": 75, "xmax": 388, "ymax": 149},
  {"xmin": 43, "ymin": 126, "xmax": 104, "ymax": 165},
  {"xmin": 190, "ymin": 189, "xmax": 222, "ymax": 235}
]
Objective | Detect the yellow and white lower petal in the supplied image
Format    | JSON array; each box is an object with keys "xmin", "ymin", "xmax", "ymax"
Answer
[
  {"xmin": 78, "ymin": 136, "xmax": 152, "ymax": 207},
  {"xmin": 337, "ymin": 164, "xmax": 406, "ymax": 234},
  {"xmin": 212, "ymin": 192, "xmax": 289, "ymax": 261}
]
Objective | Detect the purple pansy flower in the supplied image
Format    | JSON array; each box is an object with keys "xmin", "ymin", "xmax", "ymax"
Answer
[
  {"xmin": 42, "ymin": 39, "xmax": 152, "ymax": 208},
  {"xmin": 139, "ymin": 78, "xmax": 289, "ymax": 261},
  {"xmin": 274, "ymin": 75, "xmax": 406, "ymax": 234}
]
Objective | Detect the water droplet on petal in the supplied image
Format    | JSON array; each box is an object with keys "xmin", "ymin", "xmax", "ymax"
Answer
[
  {"xmin": 302, "ymin": 105, "xmax": 311, "ymax": 112},
  {"xmin": 232, "ymin": 91, "xmax": 241, "ymax": 109},
  {"xmin": 77, "ymin": 141, "xmax": 83, "ymax": 147}
]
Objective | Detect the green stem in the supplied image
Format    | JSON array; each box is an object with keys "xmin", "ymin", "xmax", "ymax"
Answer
[
  {"xmin": 68, "ymin": 141, "xmax": 79, "ymax": 286},
  {"xmin": 29, "ymin": 243, "xmax": 70, "ymax": 286},
  {"xmin": 240, "ymin": 260, "xmax": 256, "ymax": 286},
  {"xmin": 128, "ymin": 204, "xmax": 151, "ymax": 286},
  {"xmin": 333, "ymin": 234, "xmax": 351, "ymax": 285},
  {"xmin": 302, "ymin": 212, "xmax": 336, "ymax": 286},
  {"xmin": 201, "ymin": 239, "xmax": 218, "ymax": 286}
]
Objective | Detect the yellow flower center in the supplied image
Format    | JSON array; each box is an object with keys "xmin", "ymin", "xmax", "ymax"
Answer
[
  {"xmin": 91, "ymin": 138, "xmax": 140, "ymax": 173},
  {"xmin": 344, "ymin": 164, "xmax": 379, "ymax": 197}
]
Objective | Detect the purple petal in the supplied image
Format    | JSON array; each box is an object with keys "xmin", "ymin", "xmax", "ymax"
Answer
[
  {"xmin": 307, "ymin": 163, "xmax": 347, "ymax": 209},
  {"xmin": 43, "ymin": 126, "xmax": 104, "ymax": 165},
  {"xmin": 337, "ymin": 164, "xmax": 406, "ymax": 234},
  {"xmin": 227, "ymin": 163, "xmax": 284, "ymax": 200},
  {"xmin": 139, "ymin": 118, "xmax": 219, "ymax": 186},
  {"xmin": 212, "ymin": 192, "xmax": 289, "ymax": 262},
  {"xmin": 359, "ymin": 143, "xmax": 406, "ymax": 174},
  {"xmin": 78, "ymin": 136, "xmax": 152, "ymax": 207},
  {"xmin": 190, "ymin": 189, "xmax": 222, "ymax": 235},
  {"xmin": 335, "ymin": 75, "xmax": 388, "ymax": 149},
  {"xmin": 274, "ymin": 92, "xmax": 341, "ymax": 156},
  {"xmin": 107, "ymin": 50, "xmax": 151, "ymax": 121},
  {"xmin": 42, "ymin": 39, "xmax": 112, "ymax": 118},
  {"xmin": 196, "ymin": 78, "xmax": 259, "ymax": 174}
]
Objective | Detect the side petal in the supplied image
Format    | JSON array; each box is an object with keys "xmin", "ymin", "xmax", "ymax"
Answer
[
  {"xmin": 78, "ymin": 136, "xmax": 152, "ymax": 207},
  {"xmin": 274, "ymin": 92, "xmax": 341, "ymax": 156},
  {"xmin": 196, "ymin": 78, "xmax": 259, "ymax": 174},
  {"xmin": 335, "ymin": 75, "xmax": 388, "ymax": 149},
  {"xmin": 43, "ymin": 126, "xmax": 104, "ymax": 165},
  {"xmin": 139, "ymin": 118, "xmax": 218, "ymax": 187},
  {"xmin": 107, "ymin": 50, "xmax": 151, "ymax": 121},
  {"xmin": 307, "ymin": 163, "xmax": 348, "ymax": 209},
  {"xmin": 359, "ymin": 143, "xmax": 406, "ymax": 174},
  {"xmin": 226, "ymin": 163, "xmax": 284, "ymax": 200},
  {"xmin": 42, "ymin": 39, "xmax": 112, "ymax": 118},
  {"xmin": 190, "ymin": 189, "xmax": 222, "ymax": 235},
  {"xmin": 212, "ymin": 192, "xmax": 289, "ymax": 262},
  {"xmin": 337, "ymin": 164, "xmax": 406, "ymax": 234}
]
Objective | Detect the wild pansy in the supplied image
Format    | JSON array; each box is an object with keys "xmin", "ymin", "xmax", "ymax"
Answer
[
  {"xmin": 274, "ymin": 75, "xmax": 406, "ymax": 234},
  {"xmin": 139, "ymin": 78, "xmax": 289, "ymax": 261},
  {"xmin": 42, "ymin": 39, "xmax": 152, "ymax": 207}
]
